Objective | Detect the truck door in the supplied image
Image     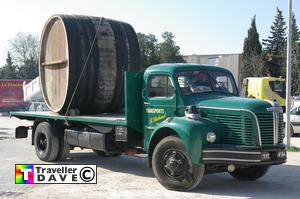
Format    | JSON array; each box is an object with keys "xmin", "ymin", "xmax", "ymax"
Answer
[{"xmin": 143, "ymin": 75, "xmax": 176, "ymax": 141}]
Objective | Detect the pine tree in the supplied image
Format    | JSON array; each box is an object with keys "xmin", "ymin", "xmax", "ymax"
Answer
[
  {"xmin": 292, "ymin": 13, "xmax": 300, "ymax": 44},
  {"xmin": 241, "ymin": 16, "xmax": 263, "ymax": 81},
  {"xmin": 262, "ymin": 8, "xmax": 287, "ymax": 77},
  {"xmin": 0, "ymin": 52, "xmax": 18, "ymax": 79}
]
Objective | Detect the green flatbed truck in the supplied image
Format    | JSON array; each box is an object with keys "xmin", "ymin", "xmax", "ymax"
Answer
[{"xmin": 12, "ymin": 63, "xmax": 286, "ymax": 191}]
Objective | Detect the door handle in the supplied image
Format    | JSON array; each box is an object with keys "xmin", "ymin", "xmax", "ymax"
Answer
[{"xmin": 144, "ymin": 102, "xmax": 150, "ymax": 105}]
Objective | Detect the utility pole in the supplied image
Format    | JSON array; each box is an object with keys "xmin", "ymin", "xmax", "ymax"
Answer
[{"xmin": 285, "ymin": 0, "xmax": 292, "ymax": 148}]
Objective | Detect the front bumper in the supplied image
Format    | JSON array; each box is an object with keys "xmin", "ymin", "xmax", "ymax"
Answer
[{"xmin": 202, "ymin": 144, "xmax": 286, "ymax": 165}]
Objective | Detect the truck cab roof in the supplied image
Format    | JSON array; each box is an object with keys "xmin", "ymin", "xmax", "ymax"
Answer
[{"xmin": 145, "ymin": 63, "xmax": 231, "ymax": 75}]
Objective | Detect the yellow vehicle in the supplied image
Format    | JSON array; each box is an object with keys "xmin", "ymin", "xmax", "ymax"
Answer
[{"xmin": 242, "ymin": 77, "xmax": 286, "ymax": 109}]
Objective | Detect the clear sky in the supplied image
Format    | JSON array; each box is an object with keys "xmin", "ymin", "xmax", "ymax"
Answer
[{"xmin": 0, "ymin": 0, "xmax": 299, "ymax": 66}]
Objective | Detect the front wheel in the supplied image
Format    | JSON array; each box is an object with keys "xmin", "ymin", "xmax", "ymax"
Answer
[
  {"xmin": 152, "ymin": 136, "xmax": 204, "ymax": 191},
  {"xmin": 228, "ymin": 165, "xmax": 269, "ymax": 181}
]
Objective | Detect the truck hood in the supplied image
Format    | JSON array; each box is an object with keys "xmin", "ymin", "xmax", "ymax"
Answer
[{"xmin": 183, "ymin": 93, "xmax": 272, "ymax": 113}]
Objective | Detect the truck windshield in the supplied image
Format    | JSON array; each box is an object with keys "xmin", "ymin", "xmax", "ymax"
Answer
[
  {"xmin": 269, "ymin": 80, "xmax": 285, "ymax": 98},
  {"xmin": 176, "ymin": 70, "xmax": 238, "ymax": 95}
]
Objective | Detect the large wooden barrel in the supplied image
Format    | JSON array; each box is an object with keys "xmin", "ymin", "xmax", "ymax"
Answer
[{"xmin": 39, "ymin": 15, "xmax": 140, "ymax": 114}]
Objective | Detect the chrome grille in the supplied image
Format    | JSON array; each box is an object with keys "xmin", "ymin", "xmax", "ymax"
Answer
[
  {"xmin": 256, "ymin": 112, "xmax": 284, "ymax": 145},
  {"xmin": 278, "ymin": 113, "xmax": 284, "ymax": 143},
  {"xmin": 256, "ymin": 113, "xmax": 274, "ymax": 145}
]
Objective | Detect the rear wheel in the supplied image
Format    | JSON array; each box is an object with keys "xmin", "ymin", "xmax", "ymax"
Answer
[
  {"xmin": 228, "ymin": 165, "xmax": 269, "ymax": 181},
  {"xmin": 152, "ymin": 136, "xmax": 204, "ymax": 191},
  {"xmin": 34, "ymin": 122, "xmax": 59, "ymax": 162}
]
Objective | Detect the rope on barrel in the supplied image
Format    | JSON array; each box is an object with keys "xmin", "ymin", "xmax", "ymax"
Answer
[{"xmin": 64, "ymin": 17, "xmax": 103, "ymax": 123}]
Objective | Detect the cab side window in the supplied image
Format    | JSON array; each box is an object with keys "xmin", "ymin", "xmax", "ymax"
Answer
[{"xmin": 149, "ymin": 76, "xmax": 174, "ymax": 98}]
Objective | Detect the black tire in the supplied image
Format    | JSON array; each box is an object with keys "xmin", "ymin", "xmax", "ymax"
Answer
[
  {"xmin": 34, "ymin": 122, "xmax": 59, "ymax": 162},
  {"xmin": 228, "ymin": 165, "xmax": 269, "ymax": 181},
  {"xmin": 93, "ymin": 150, "xmax": 121, "ymax": 157},
  {"xmin": 152, "ymin": 136, "xmax": 204, "ymax": 191},
  {"xmin": 55, "ymin": 124, "xmax": 70, "ymax": 161}
]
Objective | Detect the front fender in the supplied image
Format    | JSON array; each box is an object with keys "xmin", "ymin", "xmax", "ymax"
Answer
[{"xmin": 149, "ymin": 117, "xmax": 222, "ymax": 164}]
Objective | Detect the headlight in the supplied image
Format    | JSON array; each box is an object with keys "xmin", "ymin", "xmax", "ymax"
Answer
[{"xmin": 207, "ymin": 132, "xmax": 216, "ymax": 143}]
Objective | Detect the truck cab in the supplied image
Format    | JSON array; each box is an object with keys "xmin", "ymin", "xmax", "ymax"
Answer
[
  {"xmin": 242, "ymin": 77, "xmax": 286, "ymax": 110},
  {"xmin": 12, "ymin": 64, "xmax": 286, "ymax": 191},
  {"xmin": 141, "ymin": 64, "xmax": 286, "ymax": 190}
]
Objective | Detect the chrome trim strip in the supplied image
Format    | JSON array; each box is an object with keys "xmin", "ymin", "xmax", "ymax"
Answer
[
  {"xmin": 203, "ymin": 150, "xmax": 261, "ymax": 154},
  {"xmin": 197, "ymin": 105, "xmax": 262, "ymax": 146},
  {"xmin": 273, "ymin": 111, "xmax": 276, "ymax": 144},
  {"xmin": 202, "ymin": 158, "xmax": 261, "ymax": 162},
  {"xmin": 275, "ymin": 112, "xmax": 279, "ymax": 144},
  {"xmin": 265, "ymin": 100, "xmax": 279, "ymax": 145}
]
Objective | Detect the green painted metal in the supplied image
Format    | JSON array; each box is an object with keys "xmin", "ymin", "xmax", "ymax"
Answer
[
  {"xmin": 142, "ymin": 74, "xmax": 178, "ymax": 146},
  {"xmin": 144, "ymin": 63, "xmax": 231, "ymax": 77},
  {"xmin": 143, "ymin": 64, "xmax": 277, "ymax": 164},
  {"xmin": 182, "ymin": 94, "xmax": 272, "ymax": 113},
  {"xmin": 147, "ymin": 117, "xmax": 223, "ymax": 164},
  {"xmin": 125, "ymin": 72, "xmax": 143, "ymax": 132}
]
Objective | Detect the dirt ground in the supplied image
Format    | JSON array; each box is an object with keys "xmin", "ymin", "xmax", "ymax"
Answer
[{"xmin": 1, "ymin": 116, "xmax": 300, "ymax": 199}]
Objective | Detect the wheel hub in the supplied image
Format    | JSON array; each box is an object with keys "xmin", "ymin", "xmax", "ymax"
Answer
[
  {"xmin": 163, "ymin": 150, "xmax": 188, "ymax": 179},
  {"xmin": 37, "ymin": 134, "xmax": 47, "ymax": 152}
]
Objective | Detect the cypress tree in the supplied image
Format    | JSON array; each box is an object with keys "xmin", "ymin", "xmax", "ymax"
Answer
[{"xmin": 241, "ymin": 16, "xmax": 263, "ymax": 81}]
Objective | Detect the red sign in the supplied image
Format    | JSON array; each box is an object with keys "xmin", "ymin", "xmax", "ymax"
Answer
[{"xmin": 0, "ymin": 79, "xmax": 30, "ymax": 110}]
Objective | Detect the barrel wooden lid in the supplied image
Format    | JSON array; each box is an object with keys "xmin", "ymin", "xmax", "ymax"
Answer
[{"xmin": 39, "ymin": 15, "xmax": 69, "ymax": 112}]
